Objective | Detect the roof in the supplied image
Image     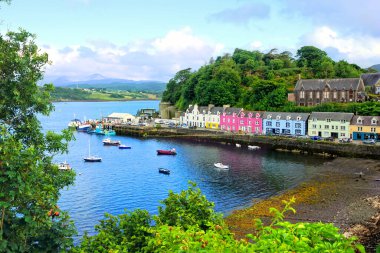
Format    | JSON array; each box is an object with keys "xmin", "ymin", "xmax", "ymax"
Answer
[
  {"xmin": 223, "ymin": 107, "xmax": 243, "ymax": 115},
  {"xmin": 351, "ymin": 116, "xmax": 380, "ymax": 126},
  {"xmin": 295, "ymin": 78, "xmax": 362, "ymax": 91},
  {"xmin": 263, "ymin": 112, "xmax": 310, "ymax": 121},
  {"xmin": 360, "ymin": 73, "xmax": 380, "ymax": 87},
  {"xmin": 309, "ymin": 112, "xmax": 354, "ymax": 121}
]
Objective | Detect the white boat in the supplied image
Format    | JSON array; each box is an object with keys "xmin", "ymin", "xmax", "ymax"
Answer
[
  {"xmin": 236, "ymin": 143, "xmax": 241, "ymax": 148},
  {"xmin": 57, "ymin": 161, "xmax": 71, "ymax": 170},
  {"xmin": 84, "ymin": 141, "xmax": 102, "ymax": 162},
  {"xmin": 248, "ymin": 145, "xmax": 261, "ymax": 150},
  {"xmin": 214, "ymin": 162, "xmax": 229, "ymax": 169}
]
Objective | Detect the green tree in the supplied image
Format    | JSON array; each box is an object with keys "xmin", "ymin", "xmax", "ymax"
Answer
[{"xmin": 0, "ymin": 29, "xmax": 76, "ymax": 252}]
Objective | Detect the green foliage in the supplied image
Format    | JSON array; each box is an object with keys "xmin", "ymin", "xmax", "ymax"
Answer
[
  {"xmin": 155, "ymin": 181, "xmax": 224, "ymax": 231},
  {"xmin": 74, "ymin": 183, "xmax": 363, "ymax": 253},
  {"xmin": 162, "ymin": 45, "xmax": 368, "ymax": 111},
  {"xmin": 0, "ymin": 29, "xmax": 76, "ymax": 252},
  {"xmin": 72, "ymin": 209, "xmax": 151, "ymax": 253}
]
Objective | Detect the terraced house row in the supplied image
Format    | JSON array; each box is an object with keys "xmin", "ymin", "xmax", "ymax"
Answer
[{"xmin": 179, "ymin": 104, "xmax": 380, "ymax": 141}]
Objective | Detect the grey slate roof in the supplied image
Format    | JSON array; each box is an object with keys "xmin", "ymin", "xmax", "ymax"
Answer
[
  {"xmin": 209, "ymin": 106, "xmax": 224, "ymax": 115},
  {"xmin": 361, "ymin": 73, "xmax": 380, "ymax": 87},
  {"xmin": 262, "ymin": 112, "xmax": 310, "ymax": 121},
  {"xmin": 223, "ymin": 107, "xmax": 243, "ymax": 115},
  {"xmin": 309, "ymin": 112, "xmax": 354, "ymax": 121},
  {"xmin": 295, "ymin": 78, "xmax": 362, "ymax": 91},
  {"xmin": 351, "ymin": 116, "xmax": 380, "ymax": 126}
]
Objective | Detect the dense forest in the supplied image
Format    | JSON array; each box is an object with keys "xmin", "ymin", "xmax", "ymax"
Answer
[{"xmin": 162, "ymin": 46, "xmax": 378, "ymax": 113}]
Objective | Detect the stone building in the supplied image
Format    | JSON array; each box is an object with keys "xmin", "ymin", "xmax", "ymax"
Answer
[{"xmin": 294, "ymin": 78, "xmax": 366, "ymax": 106}]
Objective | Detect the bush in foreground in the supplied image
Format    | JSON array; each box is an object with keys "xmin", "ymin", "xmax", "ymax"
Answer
[{"xmin": 73, "ymin": 182, "xmax": 364, "ymax": 252}]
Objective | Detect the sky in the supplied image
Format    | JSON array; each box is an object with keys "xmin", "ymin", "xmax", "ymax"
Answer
[{"xmin": 1, "ymin": 0, "xmax": 380, "ymax": 82}]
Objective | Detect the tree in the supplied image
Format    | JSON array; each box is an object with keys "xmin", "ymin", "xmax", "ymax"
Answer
[{"xmin": 0, "ymin": 29, "xmax": 76, "ymax": 252}]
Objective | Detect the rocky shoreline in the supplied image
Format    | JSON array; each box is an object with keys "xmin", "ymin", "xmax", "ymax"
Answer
[{"xmin": 225, "ymin": 157, "xmax": 380, "ymax": 252}]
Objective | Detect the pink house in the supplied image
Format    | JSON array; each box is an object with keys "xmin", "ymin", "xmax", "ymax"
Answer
[
  {"xmin": 220, "ymin": 107, "xmax": 243, "ymax": 132},
  {"xmin": 220, "ymin": 108, "xmax": 263, "ymax": 134},
  {"xmin": 239, "ymin": 111, "xmax": 263, "ymax": 134}
]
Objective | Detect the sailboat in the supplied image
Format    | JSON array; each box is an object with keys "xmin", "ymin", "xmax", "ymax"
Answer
[{"xmin": 84, "ymin": 140, "xmax": 102, "ymax": 162}]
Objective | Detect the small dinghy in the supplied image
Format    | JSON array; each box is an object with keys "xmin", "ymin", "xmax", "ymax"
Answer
[
  {"xmin": 214, "ymin": 162, "xmax": 229, "ymax": 169},
  {"xmin": 158, "ymin": 168, "xmax": 170, "ymax": 174},
  {"xmin": 119, "ymin": 145, "xmax": 131, "ymax": 149}
]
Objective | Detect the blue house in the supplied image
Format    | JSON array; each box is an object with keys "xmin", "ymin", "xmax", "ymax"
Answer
[{"xmin": 262, "ymin": 112, "xmax": 310, "ymax": 136}]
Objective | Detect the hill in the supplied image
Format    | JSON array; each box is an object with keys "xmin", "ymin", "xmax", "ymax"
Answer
[
  {"xmin": 42, "ymin": 74, "xmax": 167, "ymax": 93},
  {"xmin": 369, "ymin": 64, "xmax": 380, "ymax": 72}
]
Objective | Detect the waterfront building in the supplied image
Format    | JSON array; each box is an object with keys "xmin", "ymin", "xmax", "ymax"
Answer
[
  {"xmin": 308, "ymin": 112, "xmax": 353, "ymax": 139},
  {"xmin": 350, "ymin": 116, "xmax": 380, "ymax": 141},
  {"xmin": 103, "ymin": 113, "xmax": 136, "ymax": 124},
  {"xmin": 180, "ymin": 104, "xmax": 208, "ymax": 128},
  {"xmin": 262, "ymin": 112, "xmax": 310, "ymax": 136},
  {"xmin": 204, "ymin": 105, "xmax": 224, "ymax": 129},
  {"xmin": 236, "ymin": 111, "xmax": 263, "ymax": 134},
  {"xmin": 220, "ymin": 107, "xmax": 244, "ymax": 132},
  {"xmin": 294, "ymin": 78, "xmax": 366, "ymax": 106}
]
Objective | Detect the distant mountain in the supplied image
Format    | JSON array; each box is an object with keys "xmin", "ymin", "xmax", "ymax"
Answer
[
  {"xmin": 369, "ymin": 64, "xmax": 380, "ymax": 72},
  {"xmin": 42, "ymin": 74, "xmax": 167, "ymax": 93}
]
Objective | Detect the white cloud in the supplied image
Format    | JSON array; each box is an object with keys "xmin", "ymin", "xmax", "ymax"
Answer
[
  {"xmin": 41, "ymin": 27, "xmax": 223, "ymax": 82},
  {"xmin": 303, "ymin": 26, "xmax": 380, "ymax": 67}
]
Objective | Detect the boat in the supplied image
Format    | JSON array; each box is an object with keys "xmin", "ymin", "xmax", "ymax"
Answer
[
  {"xmin": 214, "ymin": 162, "xmax": 229, "ymax": 169},
  {"xmin": 157, "ymin": 148, "xmax": 177, "ymax": 155},
  {"xmin": 84, "ymin": 141, "xmax": 102, "ymax": 162},
  {"xmin": 102, "ymin": 138, "xmax": 121, "ymax": 146},
  {"xmin": 158, "ymin": 168, "xmax": 170, "ymax": 174},
  {"xmin": 236, "ymin": 143, "xmax": 241, "ymax": 148},
  {"xmin": 119, "ymin": 145, "xmax": 131, "ymax": 149},
  {"xmin": 57, "ymin": 161, "xmax": 71, "ymax": 170},
  {"xmin": 104, "ymin": 129, "xmax": 116, "ymax": 136},
  {"xmin": 77, "ymin": 124, "xmax": 92, "ymax": 132},
  {"xmin": 248, "ymin": 145, "xmax": 261, "ymax": 150}
]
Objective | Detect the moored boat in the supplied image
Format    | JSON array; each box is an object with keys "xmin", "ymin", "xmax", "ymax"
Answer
[
  {"xmin": 157, "ymin": 148, "xmax": 177, "ymax": 155},
  {"xmin": 214, "ymin": 162, "xmax": 229, "ymax": 169},
  {"xmin": 158, "ymin": 168, "xmax": 170, "ymax": 174},
  {"xmin": 248, "ymin": 145, "xmax": 261, "ymax": 150},
  {"xmin": 57, "ymin": 161, "xmax": 71, "ymax": 170},
  {"xmin": 102, "ymin": 138, "xmax": 121, "ymax": 146}
]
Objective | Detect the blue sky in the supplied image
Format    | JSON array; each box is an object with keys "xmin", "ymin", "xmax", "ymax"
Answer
[{"xmin": 1, "ymin": 0, "xmax": 379, "ymax": 82}]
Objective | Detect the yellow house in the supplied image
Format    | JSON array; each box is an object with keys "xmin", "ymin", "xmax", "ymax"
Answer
[{"xmin": 350, "ymin": 116, "xmax": 380, "ymax": 141}]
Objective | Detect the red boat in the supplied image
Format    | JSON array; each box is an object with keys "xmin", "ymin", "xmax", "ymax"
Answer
[{"xmin": 157, "ymin": 148, "xmax": 177, "ymax": 155}]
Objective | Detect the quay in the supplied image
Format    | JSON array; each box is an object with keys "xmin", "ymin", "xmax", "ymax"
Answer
[{"xmin": 107, "ymin": 123, "xmax": 380, "ymax": 160}]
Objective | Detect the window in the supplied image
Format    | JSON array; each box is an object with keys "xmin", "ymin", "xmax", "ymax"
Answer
[
  {"xmin": 266, "ymin": 121, "xmax": 272, "ymax": 126},
  {"xmin": 286, "ymin": 122, "xmax": 290, "ymax": 128},
  {"xmin": 276, "ymin": 122, "xmax": 280, "ymax": 127},
  {"xmin": 295, "ymin": 123, "xmax": 302, "ymax": 128}
]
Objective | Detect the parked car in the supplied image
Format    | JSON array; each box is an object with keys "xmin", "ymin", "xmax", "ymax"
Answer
[
  {"xmin": 339, "ymin": 138, "xmax": 352, "ymax": 143},
  {"xmin": 362, "ymin": 139, "xmax": 376, "ymax": 145},
  {"xmin": 310, "ymin": 136, "xmax": 323, "ymax": 141}
]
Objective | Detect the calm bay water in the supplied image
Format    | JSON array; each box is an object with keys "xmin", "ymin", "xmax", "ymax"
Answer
[{"xmin": 41, "ymin": 101, "xmax": 329, "ymax": 240}]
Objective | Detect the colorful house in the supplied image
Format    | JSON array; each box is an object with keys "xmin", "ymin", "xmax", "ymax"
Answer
[
  {"xmin": 220, "ymin": 107, "xmax": 243, "ymax": 132},
  {"xmin": 205, "ymin": 105, "xmax": 224, "ymax": 129},
  {"xmin": 308, "ymin": 112, "xmax": 353, "ymax": 139},
  {"xmin": 350, "ymin": 116, "xmax": 380, "ymax": 141},
  {"xmin": 262, "ymin": 112, "xmax": 310, "ymax": 136},
  {"xmin": 235, "ymin": 111, "xmax": 263, "ymax": 134},
  {"xmin": 180, "ymin": 104, "xmax": 208, "ymax": 128}
]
